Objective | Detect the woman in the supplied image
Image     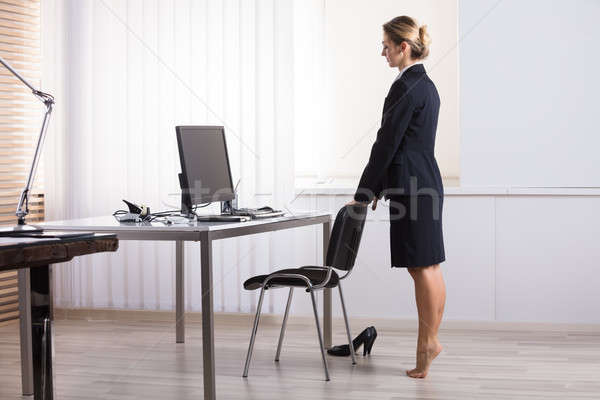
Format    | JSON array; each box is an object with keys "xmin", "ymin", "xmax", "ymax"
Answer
[{"xmin": 349, "ymin": 16, "xmax": 446, "ymax": 379}]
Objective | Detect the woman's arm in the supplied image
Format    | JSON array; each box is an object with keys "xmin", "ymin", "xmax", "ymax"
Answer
[
  {"xmin": 354, "ymin": 84, "xmax": 415, "ymax": 202},
  {"xmin": 346, "ymin": 198, "xmax": 379, "ymax": 211}
]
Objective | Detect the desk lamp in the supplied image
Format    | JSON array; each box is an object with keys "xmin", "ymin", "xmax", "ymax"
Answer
[{"xmin": 0, "ymin": 56, "xmax": 54, "ymax": 235}]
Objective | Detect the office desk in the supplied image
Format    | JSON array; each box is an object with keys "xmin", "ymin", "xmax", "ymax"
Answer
[
  {"xmin": 40, "ymin": 212, "xmax": 331, "ymax": 400},
  {"xmin": 1, "ymin": 233, "xmax": 118, "ymax": 400}
]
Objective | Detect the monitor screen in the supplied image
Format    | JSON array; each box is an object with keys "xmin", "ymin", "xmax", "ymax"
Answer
[{"xmin": 176, "ymin": 126, "xmax": 235, "ymax": 204}]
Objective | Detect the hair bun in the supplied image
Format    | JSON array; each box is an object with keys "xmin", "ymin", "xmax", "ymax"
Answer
[{"xmin": 418, "ymin": 25, "xmax": 431, "ymax": 47}]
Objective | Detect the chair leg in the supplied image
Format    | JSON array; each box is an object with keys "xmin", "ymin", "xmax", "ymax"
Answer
[
  {"xmin": 310, "ymin": 290, "xmax": 330, "ymax": 381},
  {"xmin": 338, "ymin": 282, "xmax": 356, "ymax": 365},
  {"xmin": 275, "ymin": 287, "xmax": 294, "ymax": 362},
  {"xmin": 242, "ymin": 285, "xmax": 267, "ymax": 378}
]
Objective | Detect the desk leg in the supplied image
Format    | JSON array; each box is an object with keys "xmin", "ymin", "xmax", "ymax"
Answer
[
  {"xmin": 322, "ymin": 220, "xmax": 332, "ymax": 349},
  {"xmin": 18, "ymin": 268, "xmax": 33, "ymax": 396},
  {"xmin": 19, "ymin": 265, "xmax": 55, "ymax": 400},
  {"xmin": 200, "ymin": 233, "xmax": 216, "ymax": 400},
  {"xmin": 175, "ymin": 240, "xmax": 185, "ymax": 343}
]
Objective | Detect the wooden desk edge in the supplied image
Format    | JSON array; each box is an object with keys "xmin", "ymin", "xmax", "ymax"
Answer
[{"xmin": 0, "ymin": 237, "xmax": 119, "ymax": 271}]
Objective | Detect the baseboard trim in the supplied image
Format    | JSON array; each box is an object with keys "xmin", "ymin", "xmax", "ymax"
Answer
[
  {"xmin": 53, "ymin": 308, "xmax": 600, "ymax": 333},
  {"xmin": 54, "ymin": 308, "xmax": 267, "ymax": 325}
]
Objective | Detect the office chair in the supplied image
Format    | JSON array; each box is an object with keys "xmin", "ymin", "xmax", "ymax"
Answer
[{"xmin": 242, "ymin": 204, "xmax": 368, "ymax": 381}]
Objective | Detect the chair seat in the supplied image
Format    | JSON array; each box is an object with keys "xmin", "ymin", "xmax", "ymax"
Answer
[{"xmin": 243, "ymin": 267, "xmax": 339, "ymax": 290}]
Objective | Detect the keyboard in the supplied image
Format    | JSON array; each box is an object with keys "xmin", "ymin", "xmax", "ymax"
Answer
[
  {"xmin": 196, "ymin": 215, "xmax": 250, "ymax": 223},
  {"xmin": 250, "ymin": 211, "xmax": 285, "ymax": 219},
  {"xmin": 233, "ymin": 206, "xmax": 285, "ymax": 219}
]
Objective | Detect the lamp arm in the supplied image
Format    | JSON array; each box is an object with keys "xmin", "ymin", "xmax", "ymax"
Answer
[
  {"xmin": 16, "ymin": 102, "xmax": 54, "ymax": 224},
  {"xmin": 0, "ymin": 56, "xmax": 55, "ymax": 225}
]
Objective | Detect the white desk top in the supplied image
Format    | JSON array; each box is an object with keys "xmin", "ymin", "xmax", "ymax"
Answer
[
  {"xmin": 41, "ymin": 211, "xmax": 328, "ymax": 231},
  {"xmin": 39, "ymin": 211, "xmax": 331, "ymax": 241}
]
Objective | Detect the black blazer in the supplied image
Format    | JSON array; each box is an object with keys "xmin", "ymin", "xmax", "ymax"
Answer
[{"xmin": 354, "ymin": 64, "xmax": 444, "ymax": 202}]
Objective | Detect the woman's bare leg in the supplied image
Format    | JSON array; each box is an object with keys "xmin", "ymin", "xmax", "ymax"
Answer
[{"xmin": 406, "ymin": 264, "xmax": 446, "ymax": 378}]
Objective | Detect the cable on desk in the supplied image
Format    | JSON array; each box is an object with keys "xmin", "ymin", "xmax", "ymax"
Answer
[{"xmin": 113, "ymin": 202, "xmax": 213, "ymax": 224}]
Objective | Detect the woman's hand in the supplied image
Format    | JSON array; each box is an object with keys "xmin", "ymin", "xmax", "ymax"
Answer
[{"xmin": 346, "ymin": 197, "xmax": 378, "ymax": 211}]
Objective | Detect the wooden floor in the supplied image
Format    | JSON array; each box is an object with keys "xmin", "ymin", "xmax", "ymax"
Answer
[{"xmin": 1, "ymin": 314, "xmax": 599, "ymax": 399}]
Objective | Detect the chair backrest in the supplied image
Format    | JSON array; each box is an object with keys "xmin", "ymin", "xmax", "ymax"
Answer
[{"xmin": 325, "ymin": 205, "xmax": 368, "ymax": 271}]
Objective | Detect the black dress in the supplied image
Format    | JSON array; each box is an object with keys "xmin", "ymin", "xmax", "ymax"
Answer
[{"xmin": 354, "ymin": 64, "xmax": 445, "ymax": 268}]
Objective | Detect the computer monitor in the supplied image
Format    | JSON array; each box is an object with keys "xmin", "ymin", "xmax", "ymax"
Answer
[{"xmin": 176, "ymin": 126, "xmax": 235, "ymax": 208}]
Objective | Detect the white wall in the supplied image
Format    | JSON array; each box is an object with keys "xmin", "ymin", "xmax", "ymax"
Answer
[
  {"xmin": 294, "ymin": 0, "xmax": 460, "ymax": 182},
  {"xmin": 460, "ymin": 0, "xmax": 600, "ymax": 187},
  {"xmin": 286, "ymin": 191, "xmax": 600, "ymax": 324}
]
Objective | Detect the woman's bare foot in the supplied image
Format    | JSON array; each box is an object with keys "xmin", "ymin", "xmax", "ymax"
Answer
[{"xmin": 406, "ymin": 338, "xmax": 443, "ymax": 379}]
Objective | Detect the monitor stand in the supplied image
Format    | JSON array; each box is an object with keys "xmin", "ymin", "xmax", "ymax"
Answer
[
  {"xmin": 179, "ymin": 174, "xmax": 247, "ymax": 222},
  {"xmin": 220, "ymin": 200, "xmax": 234, "ymax": 215},
  {"xmin": 194, "ymin": 199, "xmax": 248, "ymax": 222}
]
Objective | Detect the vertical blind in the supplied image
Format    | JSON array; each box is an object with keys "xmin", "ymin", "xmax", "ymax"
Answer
[
  {"xmin": 41, "ymin": 0, "xmax": 325, "ymax": 314},
  {"xmin": 0, "ymin": 0, "xmax": 43, "ymax": 325}
]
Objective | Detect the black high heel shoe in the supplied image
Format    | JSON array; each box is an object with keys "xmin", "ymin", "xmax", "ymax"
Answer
[
  {"xmin": 364, "ymin": 326, "xmax": 377, "ymax": 355},
  {"xmin": 327, "ymin": 326, "xmax": 377, "ymax": 357}
]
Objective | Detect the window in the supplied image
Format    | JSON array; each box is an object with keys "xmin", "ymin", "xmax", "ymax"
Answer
[
  {"xmin": 295, "ymin": 0, "xmax": 460, "ymax": 187},
  {"xmin": 0, "ymin": 0, "xmax": 43, "ymax": 325}
]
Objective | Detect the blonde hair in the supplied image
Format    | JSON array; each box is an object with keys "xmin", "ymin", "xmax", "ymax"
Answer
[{"xmin": 383, "ymin": 16, "xmax": 431, "ymax": 60}]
